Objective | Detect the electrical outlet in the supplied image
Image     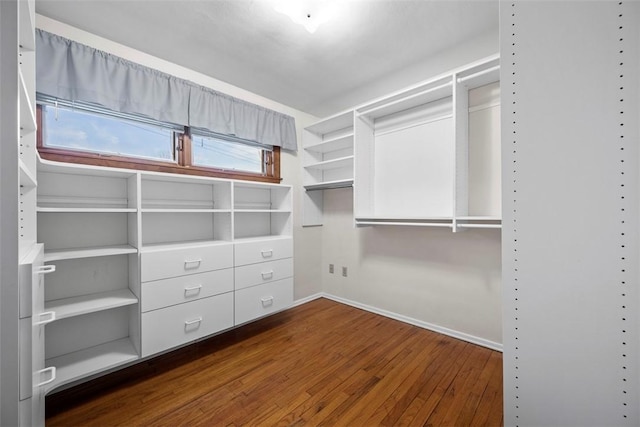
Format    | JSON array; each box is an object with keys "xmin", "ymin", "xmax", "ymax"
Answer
[
  {"xmin": 329, "ymin": 264, "xmax": 334, "ymax": 274},
  {"xmin": 342, "ymin": 267, "xmax": 348, "ymax": 277}
]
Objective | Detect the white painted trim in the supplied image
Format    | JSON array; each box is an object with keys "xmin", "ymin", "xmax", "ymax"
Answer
[
  {"xmin": 291, "ymin": 292, "xmax": 324, "ymax": 308},
  {"xmin": 320, "ymin": 293, "xmax": 503, "ymax": 352}
]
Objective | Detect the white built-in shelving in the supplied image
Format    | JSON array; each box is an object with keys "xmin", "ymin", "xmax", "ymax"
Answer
[
  {"xmin": 36, "ymin": 160, "xmax": 140, "ymax": 393},
  {"xmin": 233, "ymin": 181, "xmax": 292, "ymax": 240},
  {"xmin": 10, "ymin": 0, "xmax": 47, "ymax": 425},
  {"xmin": 36, "ymin": 158, "xmax": 293, "ymax": 393},
  {"xmin": 302, "ymin": 110, "xmax": 354, "ymax": 226},
  {"xmin": 354, "ymin": 55, "xmax": 501, "ymax": 231}
]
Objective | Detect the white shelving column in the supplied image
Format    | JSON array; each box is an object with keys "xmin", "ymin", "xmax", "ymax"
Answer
[
  {"xmin": 502, "ymin": 1, "xmax": 639, "ymax": 425},
  {"xmin": 302, "ymin": 110, "xmax": 354, "ymax": 226}
]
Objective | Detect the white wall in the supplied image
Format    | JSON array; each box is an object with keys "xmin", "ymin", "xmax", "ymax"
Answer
[
  {"xmin": 322, "ymin": 188, "xmax": 502, "ymax": 348},
  {"xmin": 35, "ymin": 15, "xmax": 323, "ymax": 301}
]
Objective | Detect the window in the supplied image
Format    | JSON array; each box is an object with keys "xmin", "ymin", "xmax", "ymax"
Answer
[
  {"xmin": 37, "ymin": 103, "xmax": 281, "ymax": 183},
  {"xmin": 191, "ymin": 131, "xmax": 268, "ymax": 174},
  {"xmin": 41, "ymin": 104, "xmax": 179, "ymax": 163}
]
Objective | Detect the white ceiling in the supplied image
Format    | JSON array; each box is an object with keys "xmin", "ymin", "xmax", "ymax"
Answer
[{"xmin": 35, "ymin": 0, "xmax": 499, "ymax": 118}]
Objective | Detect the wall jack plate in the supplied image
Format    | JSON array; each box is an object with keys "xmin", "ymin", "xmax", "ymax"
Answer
[
  {"xmin": 342, "ymin": 267, "xmax": 348, "ymax": 277},
  {"xmin": 329, "ymin": 264, "xmax": 334, "ymax": 274}
]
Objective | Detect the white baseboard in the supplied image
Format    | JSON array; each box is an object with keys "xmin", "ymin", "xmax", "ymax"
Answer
[
  {"xmin": 318, "ymin": 293, "xmax": 503, "ymax": 352},
  {"xmin": 291, "ymin": 292, "xmax": 324, "ymax": 308}
]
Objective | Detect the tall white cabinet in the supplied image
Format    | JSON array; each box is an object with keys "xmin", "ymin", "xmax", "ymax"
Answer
[{"xmin": 35, "ymin": 159, "xmax": 294, "ymax": 393}]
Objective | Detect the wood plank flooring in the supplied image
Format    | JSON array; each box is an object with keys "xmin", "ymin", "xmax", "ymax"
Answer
[{"xmin": 46, "ymin": 298, "xmax": 503, "ymax": 426}]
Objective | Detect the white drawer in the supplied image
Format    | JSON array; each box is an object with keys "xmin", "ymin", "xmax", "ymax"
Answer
[
  {"xmin": 234, "ymin": 258, "xmax": 293, "ymax": 291},
  {"xmin": 142, "ymin": 268, "xmax": 233, "ymax": 312},
  {"xmin": 234, "ymin": 237, "xmax": 293, "ymax": 267},
  {"xmin": 141, "ymin": 243, "xmax": 233, "ymax": 282},
  {"xmin": 142, "ymin": 292, "xmax": 233, "ymax": 357},
  {"xmin": 235, "ymin": 278, "xmax": 293, "ymax": 325}
]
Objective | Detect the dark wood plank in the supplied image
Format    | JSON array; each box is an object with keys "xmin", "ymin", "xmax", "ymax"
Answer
[{"xmin": 46, "ymin": 298, "xmax": 503, "ymax": 427}]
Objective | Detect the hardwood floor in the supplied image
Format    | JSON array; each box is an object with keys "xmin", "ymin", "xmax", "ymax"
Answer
[{"xmin": 46, "ymin": 298, "xmax": 503, "ymax": 426}]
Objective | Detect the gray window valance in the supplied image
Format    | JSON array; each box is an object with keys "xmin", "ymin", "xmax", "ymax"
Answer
[{"xmin": 35, "ymin": 29, "xmax": 297, "ymax": 151}]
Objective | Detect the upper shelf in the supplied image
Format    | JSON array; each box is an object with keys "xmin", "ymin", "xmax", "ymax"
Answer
[
  {"xmin": 305, "ymin": 110, "xmax": 354, "ymax": 136},
  {"xmin": 456, "ymin": 57, "xmax": 500, "ymax": 89},
  {"xmin": 304, "ymin": 133, "xmax": 354, "ymax": 153},
  {"xmin": 357, "ymin": 78, "xmax": 453, "ymax": 120}
]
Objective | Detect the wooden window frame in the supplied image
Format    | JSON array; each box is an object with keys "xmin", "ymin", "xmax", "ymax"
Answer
[{"xmin": 36, "ymin": 105, "xmax": 281, "ymax": 183}]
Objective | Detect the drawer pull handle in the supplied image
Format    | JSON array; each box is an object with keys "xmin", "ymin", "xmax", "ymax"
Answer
[
  {"xmin": 184, "ymin": 259, "xmax": 202, "ymax": 269},
  {"xmin": 261, "ymin": 271, "xmax": 274, "ymax": 280},
  {"xmin": 184, "ymin": 317, "xmax": 203, "ymax": 326},
  {"xmin": 261, "ymin": 296, "xmax": 274, "ymax": 307},
  {"xmin": 34, "ymin": 366, "xmax": 56, "ymax": 388},
  {"xmin": 34, "ymin": 311, "xmax": 56, "ymax": 326},
  {"xmin": 184, "ymin": 284, "xmax": 203, "ymax": 295},
  {"xmin": 261, "ymin": 250, "xmax": 273, "ymax": 258},
  {"xmin": 36, "ymin": 265, "xmax": 56, "ymax": 275}
]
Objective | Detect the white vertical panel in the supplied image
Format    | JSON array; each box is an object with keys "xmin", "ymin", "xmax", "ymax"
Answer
[
  {"xmin": 502, "ymin": 1, "xmax": 639, "ymax": 426},
  {"xmin": 1, "ymin": 0, "xmax": 21, "ymax": 425}
]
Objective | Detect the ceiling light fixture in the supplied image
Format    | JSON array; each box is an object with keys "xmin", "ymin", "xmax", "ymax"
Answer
[{"xmin": 274, "ymin": 0, "xmax": 335, "ymax": 34}]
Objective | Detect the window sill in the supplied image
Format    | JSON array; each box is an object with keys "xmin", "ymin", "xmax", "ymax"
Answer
[{"xmin": 37, "ymin": 147, "xmax": 282, "ymax": 184}]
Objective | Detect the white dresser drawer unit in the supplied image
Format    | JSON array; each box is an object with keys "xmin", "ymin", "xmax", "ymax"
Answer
[
  {"xmin": 141, "ymin": 268, "xmax": 234, "ymax": 313},
  {"xmin": 234, "ymin": 258, "xmax": 293, "ymax": 291},
  {"xmin": 141, "ymin": 243, "xmax": 233, "ymax": 282},
  {"xmin": 141, "ymin": 292, "xmax": 234, "ymax": 357},
  {"xmin": 234, "ymin": 237, "xmax": 293, "ymax": 267},
  {"xmin": 234, "ymin": 278, "xmax": 293, "ymax": 325}
]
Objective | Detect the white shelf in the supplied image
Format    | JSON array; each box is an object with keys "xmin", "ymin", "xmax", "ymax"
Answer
[
  {"xmin": 38, "ymin": 207, "xmax": 136, "ymax": 213},
  {"xmin": 304, "ymin": 179, "xmax": 354, "ymax": 191},
  {"xmin": 140, "ymin": 239, "xmax": 232, "ymax": 253},
  {"xmin": 234, "ymin": 209, "xmax": 291, "ymax": 213},
  {"xmin": 19, "ymin": 159, "xmax": 37, "ymax": 188},
  {"xmin": 44, "ymin": 245, "xmax": 137, "ymax": 262},
  {"xmin": 357, "ymin": 80, "xmax": 453, "ymax": 120},
  {"xmin": 233, "ymin": 235, "xmax": 292, "ymax": 244},
  {"xmin": 45, "ymin": 289, "xmax": 138, "ymax": 320},
  {"xmin": 457, "ymin": 60, "xmax": 500, "ymax": 89},
  {"xmin": 305, "ymin": 134, "xmax": 354, "ymax": 153},
  {"xmin": 19, "ymin": 69, "xmax": 36, "ymax": 134},
  {"xmin": 456, "ymin": 216, "xmax": 501, "ymax": 221},
  {"xmin": 45, "ymin": 338, "xmax": 138, "ymax": 392},
  {"xmin": 304, "ymin": 156, "xmax": 354, "ymax": 171},
  {"xmin": 141, "ymin": 208, "xmax": 231, "ymax": 213},
  {"xmin": 305, "ymin": 110, "xmax": 354, "ymax": 135}
]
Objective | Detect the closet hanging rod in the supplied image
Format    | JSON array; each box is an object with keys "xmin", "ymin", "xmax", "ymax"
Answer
[
  {"xmin": 457, "ymin": 65, "xmax": 500, "ymax": 85},
  {"xmin": 456, "ymin": 223, "xmax": 502, "ymax": 229}
]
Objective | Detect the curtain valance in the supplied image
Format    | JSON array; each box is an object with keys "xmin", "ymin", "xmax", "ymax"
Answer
[{"xmin": 35, "ymin": 30, "xmax": 297, "ymax": 151}]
